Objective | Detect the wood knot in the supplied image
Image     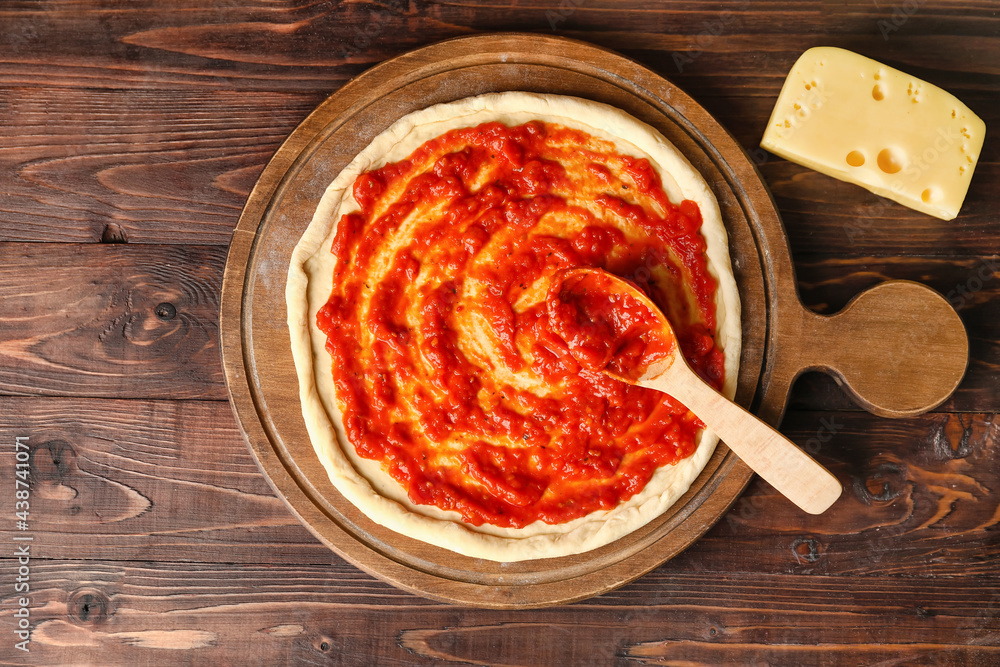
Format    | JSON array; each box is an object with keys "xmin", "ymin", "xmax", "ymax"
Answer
[
  {"xmin": 791, "ymin": 536, "xmax": 822, "ymax": 564},
  {"xmin": 31, "ymin": 439, "xmax": 77, "ymax": 485},
  {"xmin": 101, "ymin": 222, "xmax": 128, "ymax": 244},
  {"xmin": 69, "ymin": 588, "xmax": 113, "ymax": 624},
  {"xmin": 854, "ymin": 461, "xmax": 907, "ymax": 506},
  {"xmin": 155, "ymin": 302, "xmax": 177, "ymax": 320},
  {"xmin": 930, "ymin": 414, "xmax": 975, "ymax": 460}
]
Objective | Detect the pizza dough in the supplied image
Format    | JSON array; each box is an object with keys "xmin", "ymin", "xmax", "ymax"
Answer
[{"xmin": 286, "ymin": 92, "xmax": 741, "ymax": 562}]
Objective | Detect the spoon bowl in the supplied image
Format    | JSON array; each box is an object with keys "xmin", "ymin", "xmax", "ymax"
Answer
[{"xmin": 548, "ymin": 267, "xmax": 842, "ymax": 515}]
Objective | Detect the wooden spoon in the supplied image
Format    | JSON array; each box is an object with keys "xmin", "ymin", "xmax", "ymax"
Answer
[{"xmin": 548, "ymin": 268, "xmax": 842, "ymax": 515}]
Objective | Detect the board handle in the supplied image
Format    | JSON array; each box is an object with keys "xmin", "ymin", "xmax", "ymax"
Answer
[{"xmin": 790, "ymin": 280, "xmax": 969, "ymax": 418}]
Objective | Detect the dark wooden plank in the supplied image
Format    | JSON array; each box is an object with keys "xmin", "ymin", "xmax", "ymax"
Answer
[
  {"xmin": 0, "ymin": 243, "xmax": 226, "ymax": 399},
  {"xmin": 0, "ymin": 1, "xmax": 783, "ymax": 93},
  {"xmin": 1, "ymin": 0, "xmax": 997, "ymax": 94},
  {"xmin": 3, "ymin": 397, "xmax": 998, "ymax": 580},
  {"xmin": 0, "ymin": 0, "xmax": 367, "ymax": 92},
  {"xmin": 2, "ymin": 86, "xmax": 995, "ymax": 253},
  {"xmin": 0, "ymin": 89, "xmax": 320, "ymax": 245},
  {"xmin": 0, "ymin": 397, "xmax": 321, "ymax": 565},
  {"xmin": 763, "ymin": 162, "xmax": 1000, "ymax": 259},
  {"xmin": 683, "ymin": 409, "xmax": 1000, "ymax": 578},
  {"xmin": 1, "ymin": 2, "xmax": 996, "ymax": 254},
  {"xmin": 3, "ymin": 559, "xmax": 998, "ymax": 665}
]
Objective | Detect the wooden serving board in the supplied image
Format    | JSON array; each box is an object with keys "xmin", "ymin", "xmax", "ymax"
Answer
[{"xmin": 220, "ymin": 33, "xmax": 968, "ymax": 608}]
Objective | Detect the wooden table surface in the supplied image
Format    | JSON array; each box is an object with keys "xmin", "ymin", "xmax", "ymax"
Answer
[{"xmin": 2, "ymin": 1, "xmax": 998, "ymax": 664}]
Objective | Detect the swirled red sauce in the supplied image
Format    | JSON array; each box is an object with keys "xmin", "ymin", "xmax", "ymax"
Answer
[{"xmin": 317, "ymin": 120, "xmax": 725, "ymax": 528}]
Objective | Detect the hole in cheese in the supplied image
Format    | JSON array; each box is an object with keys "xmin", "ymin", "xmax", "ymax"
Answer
[
  {"xmin": 872, "ymin": 84, "xmax": 885, "ymax": 101},
  {"xmin": 846, "ymin": 151, "xmax": 866, "ymax": 167},
  {"xmin": 921, "ymin": 188, "xmax": 938, "ymax": 203},
  {"xmin": 877, "ymin": 148, "xmax": 904, "ymax": 174}
]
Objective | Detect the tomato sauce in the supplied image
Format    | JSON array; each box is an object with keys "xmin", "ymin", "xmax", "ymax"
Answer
[
  {"xmin": 316, "ymin": 120, "xmax": 725, "ymax": 528},
  {"xmin": 547, "ymin": 270, "xmax": 675, "ymax": 382}
]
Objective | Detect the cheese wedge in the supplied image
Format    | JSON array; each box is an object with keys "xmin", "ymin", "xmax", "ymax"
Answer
[{"xmin": 760, "ymin": 46, "xmax": 985, "ymax": 220}]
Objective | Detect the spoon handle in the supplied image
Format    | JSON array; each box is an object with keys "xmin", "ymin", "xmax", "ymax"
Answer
[{"xmin": 648, "ymin": 363, "xmax": 843, "ymax": 514}]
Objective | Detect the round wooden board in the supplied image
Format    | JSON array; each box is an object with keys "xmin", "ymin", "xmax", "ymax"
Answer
[{"xmin": 220, "ymin": 33, "xmax": 778, "ymax": 608}]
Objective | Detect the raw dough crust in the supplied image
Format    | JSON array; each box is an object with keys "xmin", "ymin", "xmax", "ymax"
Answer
[{"xmin": 286, "ymin": 92, "xmax": 741, "ymax": 561}]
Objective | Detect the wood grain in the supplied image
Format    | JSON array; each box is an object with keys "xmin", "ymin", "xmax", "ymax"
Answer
[
  {"xmin": 1, "ymin": 4, "xmax": 997, "ymax": 257},
  {"xmin": 2, "ymin": 0, "xmax": 999, "ymax": 660},
  {"xmin": 0, "ymin": 89, "xmax": 321, "ymax": 245},
  {"xmin": 0, "ymin": 397, "xmax": 319, "ymax": 565},
  {"xmin": 2, "ymin": 398, "xmax": 997, "ymax": 578},
  {"xmin": 683, "ymin": 410, "xmax": 1000, "ymax": 578},
  {"xmin": 5, "ymin": 559, "xmax": 998, "ymax": 666},
  {"xmin": 0, "ymin": 243, "xmax": 225, "ymax": 399},
  {"xmin": 1, "ymin": 1, "xmax": 997, "ymax": 93}
]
